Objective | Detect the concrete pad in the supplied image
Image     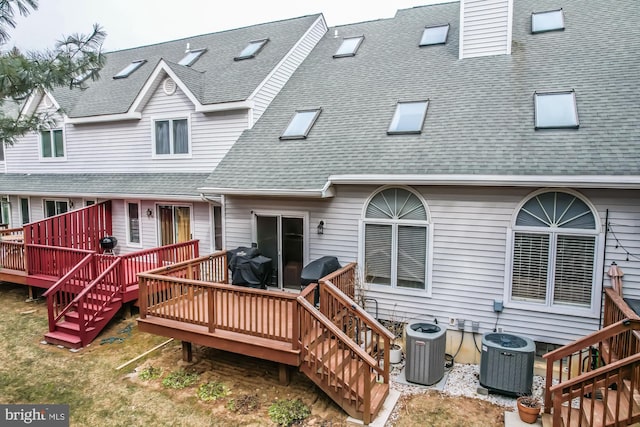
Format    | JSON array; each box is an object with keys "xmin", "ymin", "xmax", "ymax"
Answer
[
  {"xmin": 393, "ymin": 366, "xmax": 449, "ymax": 391},
  {"xmin": 347, "ymin": 389, "xmax": 401, "ymax": 427},
  {"xmin": 504, "ymin": 410, "xmax": 541, "ymax": 427}
]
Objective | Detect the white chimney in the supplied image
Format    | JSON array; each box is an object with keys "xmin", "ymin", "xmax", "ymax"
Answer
[{"xmin": 459, "ymin": 0, "xmax": 514, "ymax": 59}]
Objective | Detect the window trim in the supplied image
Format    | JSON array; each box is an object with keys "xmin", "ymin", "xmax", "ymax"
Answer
[
  {"xmin": 534, "ymin": 90, "xmax": 579, "ymax": 130},
  {"xmin": 419, "ymin": 24, "xmax": 450, "ymax": 46},
  {"xmin": 234, "ymin": 38, "xmax": 269, "ymax": 61},
  {"xmin": 113, "ymin": 60, "xmax": 147, "ymax": 79},
  {"xmin": 155, "ymin": 203, "xmax": 194, "ymax": 247},
  {"xmin": 19, "ymin": 197, "xmax": 30, "ymax": 225},
  {"xmin": 531, "ymin": 9, "xmax": 565, "ymax": 34},
  {"xmin": 359, "ymin": 186, "xmax": 433, "ymax": 296},
  {"xmin": 387, "ymin": 100, "xmax": 429, "ymax": 135},
  {"xmin": 125, "ymin": 200, "xmax": 142, "ymax": 247},
  {"xmin": 333, "ymin": 35, "xmax": 365, "ymax": 58},
  {"xmin": 39, "ymin": 128, "xmax": 66, "ymax": 161},
  {"xmin": 151, "ymin": 115, "xmax": 192, "ymax": 158},
  {"xmin": 43, "ymin": 199, "xmax": 69, "ymax": 218},
  {"xmin": 504, "ymin": 189, "xmax": 604, "ymax": 317},
  {"xmin": 279, "ymin": 108, "xmax": 322, "ymax": 140},
  {"xmin": 178, "ymin": 48, "xmax": 206, "ymax": 67}
]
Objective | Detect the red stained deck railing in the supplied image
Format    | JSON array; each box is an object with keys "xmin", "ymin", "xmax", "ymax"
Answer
[
  {"xmin": 23, "ymin": 201, "xmax": 112, "ymax": 251},
  {"xmin": 27, "ymin": 244, "xmax": 95, "ymax": 277}
]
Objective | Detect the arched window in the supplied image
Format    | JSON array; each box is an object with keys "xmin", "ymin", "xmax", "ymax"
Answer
[
  {"xmin": 511, "ymin": 191, "xmax": 598, "ymax": 310},
  {"xmin": 363, "ymin": 187, "xmax": 429, "ymax": 290}
]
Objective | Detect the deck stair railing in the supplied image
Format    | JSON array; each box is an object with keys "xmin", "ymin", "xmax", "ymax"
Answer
[
  {"xmin": 42, "ymin": 240, "xmax": 199, "ymax": 348},
  {"xmin": 544, "ymin": 319, "xmax": 640, "ymax": 426}
]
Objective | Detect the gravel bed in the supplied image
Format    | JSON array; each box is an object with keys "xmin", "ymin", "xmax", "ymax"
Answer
[{"xmin": 386, "ymin": 360, "xmax": 546, "ymax": 425}]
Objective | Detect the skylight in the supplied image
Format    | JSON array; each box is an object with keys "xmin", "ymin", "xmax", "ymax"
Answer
[
  {"xmin": 534, "ymin": 91, "xmax": 579, "ymax": 129},
  {"xmin": 334, "ymin": 36, "xmax": 364, "ymax": 58},
  {"xmin": 113, "ymin": 60, "xmax": 146, "ymax": 79},
  {"xmin": 280, "ymin": 109, "xmax": 321, "ymax": 140},
  {"xmin": 388, "ymin": 101, "xmax": 429, "ymax": 134},
  {"xmin": 531, "ymin": 9, "xmax": 565, "ymax": 33},
  {"xmin": 420, "ymin": 24, "xmax": 450, "ymax": 46},
  {"xmin": 235, "ymin": 39, "xmax": 269, "ymax": 61},
  {"xmin": 179, "ymin": 48, "xmax": 206, "ymax": 66}
]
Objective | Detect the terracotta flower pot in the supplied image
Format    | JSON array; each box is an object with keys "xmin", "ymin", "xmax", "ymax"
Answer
[{"xmin": 517, "ymin": 396, "xmax": 541, "ymax": 424}]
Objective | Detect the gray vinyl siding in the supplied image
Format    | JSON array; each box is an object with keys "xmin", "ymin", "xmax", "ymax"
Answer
[
  {"xmin": 460, "ymin": 0, "xmax": 512, "ymax": 58},
  {"xmin": 5, "ymin": 84, "xmax": 248, "ymax": 174},
  {"xmin": 250, "ymin": 16, "xmax": 327, "ymax": 125},
  {"xmin": 223, "ymin": 186, "xmax": 640, "ymax": 346}
]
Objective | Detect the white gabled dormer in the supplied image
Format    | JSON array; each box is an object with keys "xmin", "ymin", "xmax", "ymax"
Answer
[{"xmin": 459, "ymin": 0, "xmax": 514, "ymax": 59}]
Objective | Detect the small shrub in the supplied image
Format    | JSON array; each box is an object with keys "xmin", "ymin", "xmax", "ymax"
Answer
[
  {"xmin": 227, "ymin": 394, "xmax": 260, "ymax": 414},
  {"xmin": 268, "ymin": 399, "xmax": 310, "ymax": 426},
  {"xmin": 138, "ymin": 366, "xmax": 162, "ymax": 381},
  {"xmin": 197, "ymin": 380, "xmax": 230, "ymax": 401},
  {"xmin": 162, "ymin": 370, "xmax": 199, "ymax": 389}
]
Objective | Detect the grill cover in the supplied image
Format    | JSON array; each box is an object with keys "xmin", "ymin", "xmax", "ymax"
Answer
[
  {"xmin": 300, "ymin": 256, "xmax": 341, "ymax": 286},
  {"xmin": 227, "ymin": 247, "xmax": 272, "ymax": 289}
]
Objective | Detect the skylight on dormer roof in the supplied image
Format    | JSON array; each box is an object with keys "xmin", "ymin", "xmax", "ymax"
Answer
[
  {"xmin": 113, "ymin": 60, "xmax": 146, "ymax": 79},
  {"xmin": 334, "ymin": 36, "xmax": 364, "ymax": 58},
  {"xmin": 179, "ymin": 48, "xmax": 206, "ymax": 67},
  {"xmin": 532, "ymin": 9, "xmax": 565, "ymax": 33},
  {"xmin": 420, "ymin": 24, "xmax": 450, "ymax": 46},
  {"xmin": 235, "ymin": 39, "xmax": 269, "ymax": 61}
]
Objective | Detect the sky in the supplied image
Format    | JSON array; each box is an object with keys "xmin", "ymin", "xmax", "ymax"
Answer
[{"xmin": 7, "ymin": 0, "xmax": 450, "ymax": 53}]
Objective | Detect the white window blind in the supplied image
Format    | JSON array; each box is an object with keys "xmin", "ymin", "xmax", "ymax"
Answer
[
  {"xmin": 397, "ymin": 225, "xmax": 426, "ymax": 289},
  {"xmin": 553, "ymin": 235, "xmax": 595, "ymax": 306},
  {"xmin": 365, "ymin": 224, "xmax": 392, "ymax": 285},
  {"xmin": 512, "ymin": 233, "xmax": 549, "ymax": 302}
]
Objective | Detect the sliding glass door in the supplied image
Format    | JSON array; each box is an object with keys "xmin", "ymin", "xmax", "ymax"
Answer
[
  {"xmin": 158, "ymin": 205, "xmax": 191, "ymax": 246},
  {"xmin": 255, "ymin": 213, "xmax": 305, "ymax": 290}
]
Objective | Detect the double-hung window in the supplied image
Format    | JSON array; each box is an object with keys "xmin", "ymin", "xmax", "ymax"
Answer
[
  {"xmin": 154, "ymin": 118, "xmax": 190, "ymax": 156},
  {"xmin": 363, "ymin": 187, "xmax": 430, "ymax": 291},
  {"xmin": 44, "ymin": 200, "xmax": 68, "ymax": 217},
  {"xmin": 510, "ymin": 191, "xmax": 599, "ymax": 314},
  {"xmin": 40, "ymin": 129, "xmax": 65, "ymax": 159}
]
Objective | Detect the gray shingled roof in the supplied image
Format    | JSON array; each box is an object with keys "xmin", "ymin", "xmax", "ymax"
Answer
[
  {"xmin": 51, "ymin": 14, "xmax": 322, "ymax": 118},
  {"xmin": 202, "ymin": 0, "xmax": 640, "ymax": 193},
  {"xmin": 0, "ymin": 173, "xmax": 210, "ymax": 198}
]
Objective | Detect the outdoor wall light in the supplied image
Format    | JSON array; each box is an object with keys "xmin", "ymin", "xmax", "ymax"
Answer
[
  {"xmin": 146, "ymin": 208, "xmax": 153, "ymax": 218},
  {"xmin": 317, "ymin": 220, "xmax": 324, "ymax": 235}
]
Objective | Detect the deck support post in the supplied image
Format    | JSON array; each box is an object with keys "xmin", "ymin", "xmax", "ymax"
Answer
[
  {"xmin": 182, "ymin": 341, "xmax": 193, "ymax": 362},
  {"xmin": 278, "ymin": 364, "xmax": 290, "ymax": 385}
]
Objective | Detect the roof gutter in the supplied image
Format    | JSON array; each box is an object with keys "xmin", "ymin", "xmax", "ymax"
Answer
[
  {"xmin": 1, "ymin": 189, "xmax": 203, "ymax": 201},
  {"xmin": 66, "ymin": 112, "xmax": 142, "ymax": 124},
  {"xmin": 326, "ymin": 174, "xmax": 640, "ymax": 189},
  {"xmin": 199, "ymin": 185, "xmax": 335, "ymax": 198}
]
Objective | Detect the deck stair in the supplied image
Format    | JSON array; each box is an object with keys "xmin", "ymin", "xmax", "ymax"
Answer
[
  {"xmin": 544, "ymin": 319, "xmax": 640, "ymax": 426},
  {"xmin": 296, "ymin": 276, "xmax": 394, "ymax": 424},
  {"xmin": 43, "ymin": 255, "xmax": 123, "ymax": 349}
]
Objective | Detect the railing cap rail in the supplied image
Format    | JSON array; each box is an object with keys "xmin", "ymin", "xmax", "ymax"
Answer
[
  {"xmin": 27, "ymin": 244, "xmax": 96, "ymax": 254},
  {"xmin": 605, "ymin": 287, "xmax": 640, "ymax": 320},
  {"xmin": 549, "ymin": 350, "xmax": 640, "ymax": 393},
  {"xmin": 120, "ymin": 239, "xmax": 200, "ymax": 261},
  {"xmin": 140, "ymin": 249, "xmax": 222, "ymax": 276},
  {"xmin": 543, "ymin": 318, "xmax": 640, "ymax": 361},
  {"xmin": 71, "ymin": 258, "xmax": 122, "ymax": 303}
]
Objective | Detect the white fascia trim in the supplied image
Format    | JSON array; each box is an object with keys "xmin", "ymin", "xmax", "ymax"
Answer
[
  {"xmin": 66, "ymin": 112, "xmax": 142, "ymax": 124},
  {"xmin": 21, "ymin": 89, "xmax": 65, "ymax": 118},
  {"xmin": 198, "ymin": 185, "xmax": 335, "ymax": 198},
  {"xmin": 196, "ymin": 99, "xmax": 254, "ymax": 113},
  {"xmin": 327, "ymin": 174, "xmax": 640, "ymax": 189},
  {"xmin": 247, "ymin": 15, "xmax": 327, "ymax": 102},
  {"xmin": 0, "ymin": 190, "xmax": 202, "ymax": 201}
]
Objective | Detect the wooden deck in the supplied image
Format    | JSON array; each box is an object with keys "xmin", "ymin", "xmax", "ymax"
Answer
[{"xmin": 138, "ymin": 257, "xmax": 393, "ymax": 423}]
